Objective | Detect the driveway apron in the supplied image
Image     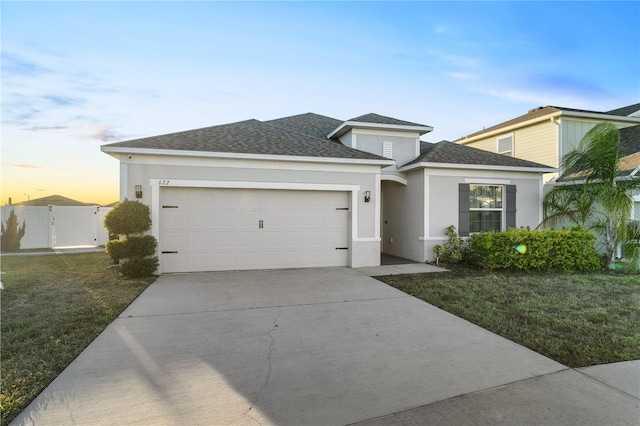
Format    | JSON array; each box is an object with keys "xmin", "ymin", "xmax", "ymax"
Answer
[{"xmin": 12, "ymin": 268, "xmax": 638, "ymax": 425}]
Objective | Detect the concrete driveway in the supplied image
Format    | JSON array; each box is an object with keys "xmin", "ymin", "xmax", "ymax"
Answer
[{"xmin": 13, "ymin": 267, "xmax": 638, "ymax": 425}]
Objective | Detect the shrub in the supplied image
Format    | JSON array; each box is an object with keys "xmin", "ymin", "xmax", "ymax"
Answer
[
  {"xmin": 119, "ymin": 256, "xmax": 159, "ymax": 278},
  {"xmin": 1, "ymin": 209, "xmax": 26, "ymax": 252},
  {"xmin": 103, "ymin": 200, "xmax": 157, "ymax": 278},
  {"xmin": 103, "ymin": 200, "xmax": 152, "ymax": 236},
  {"xmin": 435, "ymin": 225, "xmax": 467, "ymax": 264},
  {"xmin": 467, "ymin": 228, "xmax": 601, "ymax": 272},
  {"xmin": 105, "ymin": 239, "xmax": 127, "ymax": 264}
]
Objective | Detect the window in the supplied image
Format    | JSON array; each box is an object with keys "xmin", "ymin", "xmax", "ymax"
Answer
[
  {"xmin": 382, "ymin": 141, "xmax": 393, "ymax": 159},
  {"xmin": 469, "ymin": 185, "xmax": 502, "ymax": 233},
  {"xmin": 497, "ymin": 134, "xmax": 513, "ymax": 156},
  {"xmin": 458, "ymin": 184, "xmax": 516, "ymax": 237}
]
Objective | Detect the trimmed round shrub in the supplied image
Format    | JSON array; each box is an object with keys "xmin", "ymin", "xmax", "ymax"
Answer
[
  {"xmin": 105, "ymin": 239, "xmax": 127, "ymax": 264},
  {"xmin": 119, "ymin": 256, "xmax": 159, "ymax": 278},
  {"xmin": 104, "ymin": 200, "xmax": 152, "ymax": 236}
]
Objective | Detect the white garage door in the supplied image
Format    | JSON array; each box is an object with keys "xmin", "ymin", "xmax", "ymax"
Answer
[{"xmin": 160, "ymin": 187, "xmax": 350, "ymax": 273}]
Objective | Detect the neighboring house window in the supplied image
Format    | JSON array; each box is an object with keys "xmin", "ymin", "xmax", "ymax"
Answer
[
  {"xmin": 458, "ymin": 184, "xmax": 516, "ymax": 237},
  {"xmin": 497, "ymin": 134, "xmax": 513, "ymax": 156},
  {"xmin": 383, "ymin": 141, "xmax": 393, "ymax": 159}
]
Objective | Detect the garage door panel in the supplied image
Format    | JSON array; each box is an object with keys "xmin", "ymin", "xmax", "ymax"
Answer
[{"xmin": 160, "ymin": 188, "xmax": 349, "ymax": 273}]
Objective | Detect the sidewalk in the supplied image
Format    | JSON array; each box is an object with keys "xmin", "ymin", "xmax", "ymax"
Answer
[{"xmin": 1, "ymin": 247, "xmax": 105, "ymax": 256}]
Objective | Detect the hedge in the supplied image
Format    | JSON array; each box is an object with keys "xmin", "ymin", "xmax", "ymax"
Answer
[{"xmin": 467, "ymin": 228, "xmax": 602, "ymax": 272}]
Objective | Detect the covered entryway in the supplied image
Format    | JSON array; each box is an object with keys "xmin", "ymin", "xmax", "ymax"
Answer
[{"xmin": 159, "ymin": 187, "xmax": 349, "ymax": 273}]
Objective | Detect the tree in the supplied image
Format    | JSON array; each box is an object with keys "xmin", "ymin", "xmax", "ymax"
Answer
[
  {"xmin": 1, "ymin": 209, "xmax": 27, "ymax": 252},
  {"xmin": 542, "ymin": 122, "xmax": 640, "ymax": 265}
]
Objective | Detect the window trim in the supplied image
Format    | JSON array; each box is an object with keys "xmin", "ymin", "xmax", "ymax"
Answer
[{"xmin": 497, "ymin": 133, "xmax": 514, "ymax": 157}]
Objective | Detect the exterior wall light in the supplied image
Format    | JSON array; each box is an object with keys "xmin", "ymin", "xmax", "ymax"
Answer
[
  {"xmin": 364, "ymin": 191, "xmax": 371, "ymax": 203},
  {"xmin": 135, "ymin": 185, "xmax": 143, "ymax": 199}
]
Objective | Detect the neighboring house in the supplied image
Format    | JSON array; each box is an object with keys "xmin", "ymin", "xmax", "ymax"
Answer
[
  {"xmin": 101, "ymin": 113, "xmax": 554, "ymax": 273},
  {"xmin": 454, "ymin": 102, "xmax": 640, "ymax": 231},
  {"xmin": 8, "ymin": 194, "xmax": 90, "ymax": 207},
  {"xmin": 454, "ymin": 103, "xmax": 640, "ymax": 182}
]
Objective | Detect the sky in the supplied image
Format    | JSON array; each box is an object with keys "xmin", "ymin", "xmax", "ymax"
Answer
[{"xmin": 2, "ymin": 1, "xmax": 639, "ymax": 206}]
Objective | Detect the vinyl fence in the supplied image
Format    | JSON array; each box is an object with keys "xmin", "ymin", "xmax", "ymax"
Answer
[{"xmin": 0, "ymin": 205, "xmax": 112, "ymax": 249}]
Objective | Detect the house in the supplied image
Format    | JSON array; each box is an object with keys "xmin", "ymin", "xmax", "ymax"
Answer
[
  {"xmin": 101, "ymin": 113, "xmax": 554, "ymax": 273},
  {"xmin": 454, "ymin": 103, "xmax": 640, "ymax": 225},
  {"xmin": 454, "ymin": 103, "xmax": 640, "ymax": 181}
]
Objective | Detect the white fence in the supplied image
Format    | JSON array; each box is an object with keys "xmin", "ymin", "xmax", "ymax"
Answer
[{"xmin": 0, "ymin": 205, "xmax": 112, "ymax": 249}]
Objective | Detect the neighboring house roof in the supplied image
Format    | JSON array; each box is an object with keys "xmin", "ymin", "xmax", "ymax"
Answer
[
  {"xmin": 11, "ymin": 195, "xmax": 90, "ymax": 206},
  {"xmin": 456, "ymin": 104, "xmax": 640, "ymax": 143},
  {"xmin": 401, "ymin": 141, "xmax": 555, "ymax": 172},
  {"xmin": 264, "ymin": 113, "xmax": 343, "ymax": 140},
  {"xmin": 102, "ymin": 118, "xmax": 392, "ymax": 163},
  {"xmin": 617, "ymin": 125, "xmax": 640, "ymax": 176},
  {"xmin": 607, "ymin": 103, "xmax": 640, "ymax": 117},
  {"xmin": 327, "ymin": 113, "xmax": 433, "ymax": 139}
]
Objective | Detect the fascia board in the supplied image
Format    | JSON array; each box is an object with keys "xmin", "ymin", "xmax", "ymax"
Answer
[
  {"xmin": 399, "ymin": 161, "xmax": 557, "ymax": 174},
  {"xmin": 328, "ymin": 121, "xmax": 433, "ymax": 139},
  {"xmin": 100, "ymin": 146, "xmax": 395, "ymax": 166},
  {"xmin": 456, "ymin": 110, "xmax": 640, "ymax": 145}
]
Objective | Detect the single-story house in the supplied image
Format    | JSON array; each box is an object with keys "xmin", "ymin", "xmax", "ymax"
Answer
[{"xmin": 101, "ymin": 113, "xmax": 554, "ymax": 273}]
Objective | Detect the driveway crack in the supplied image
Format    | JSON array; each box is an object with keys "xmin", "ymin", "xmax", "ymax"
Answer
[{"xmin": 245, "ymin": 307, "xmax": 282, "ymax": 425}]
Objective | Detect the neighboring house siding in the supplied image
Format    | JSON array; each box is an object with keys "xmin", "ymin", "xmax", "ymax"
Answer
[
  {"xmin": 513, "ymin": 121, "xmax": 558, "ymax": 168},
  {"xmin": 560, "ymin": 119, "xmax": 598, "ymax": 159},
  {"xmin": 463, "ymin": 121, "xmax": 558, "ymax": 168}
]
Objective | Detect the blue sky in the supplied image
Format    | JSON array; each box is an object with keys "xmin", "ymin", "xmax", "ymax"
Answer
[{"xmin": 2, "ymin": 1, "xmax": 639, "ymax": 205}]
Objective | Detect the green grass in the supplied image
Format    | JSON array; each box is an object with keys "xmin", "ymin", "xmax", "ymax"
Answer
[
  {"xmin": 377, "ymin": 268, "xmax": 640, "ymax": 368},
  {"xmin": 0, "ymin": 252, "xmax": 155, "ymax": 425}
]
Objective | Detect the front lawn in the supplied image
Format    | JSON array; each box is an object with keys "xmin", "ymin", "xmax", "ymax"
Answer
[
  {"xmin": 377, "ymin": 268, "xmax": 640, "ymax": 368},
  {"xmin": 0, "ymin": 252, "xmax": 155, "ymax": 425}
]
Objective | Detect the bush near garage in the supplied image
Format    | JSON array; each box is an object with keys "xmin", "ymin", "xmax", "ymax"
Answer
[
  {"xmin": 104, "ymin": 200, "xmax": 158, "ymax": 277},
  {"xmin": 467, "ymin": 228, "xmax": 601, "ymax": 272}
]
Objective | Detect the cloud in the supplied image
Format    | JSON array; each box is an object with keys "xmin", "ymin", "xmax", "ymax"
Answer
[
  {"xmin": 25, "ymin": 124, "xmax": 124, "ymax": 142},
  {"xmin": 1, "ymin": 52, "xmax": 52, "ymax": 75},
  {"xmin": 483, "ymin": 73, "xmax": 608, "ymax": 108},
  {"xmin": 448, "ymin": 72, "xmax": 477, "ymax": 81},
  {"xmin": 42, "ymin": 95, "xmax": 86, "ymax": 107},
  {"xmin": 12, "ymin": 163, "xmax": 42, "ymax": 169}
]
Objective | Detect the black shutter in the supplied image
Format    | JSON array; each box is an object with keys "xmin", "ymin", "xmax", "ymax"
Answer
[
  {"xmin": 506, "ymin": 185, "xmax": 516, "ymax": 229},
  {"xmin": 459, "ymin": 183, "xmax": 470, "ymax": 237}
]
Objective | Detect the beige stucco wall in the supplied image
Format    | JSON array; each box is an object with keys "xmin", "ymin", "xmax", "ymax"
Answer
[{"xmin": 119, "ymin": 154, "xmax": 382, "ymax": 268}]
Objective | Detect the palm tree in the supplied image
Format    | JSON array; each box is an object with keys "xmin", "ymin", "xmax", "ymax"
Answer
[{"xmin": 542, "ymin": 122, "xmax": 640, "ymax": 264}]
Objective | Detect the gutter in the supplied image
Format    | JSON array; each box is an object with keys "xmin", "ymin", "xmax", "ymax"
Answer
[{"xmin": 100, "ymin": 146, "xmax": 396, "ymax": 167}]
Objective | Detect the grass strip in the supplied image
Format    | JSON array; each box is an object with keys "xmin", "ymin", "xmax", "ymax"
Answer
[
  {"xmin": 377, "ymin": 269, "xmax": 640, "ymax": 368},
  {"xmin": 0, "ymin": 252, "xmax": 155, "ymax": 425}
]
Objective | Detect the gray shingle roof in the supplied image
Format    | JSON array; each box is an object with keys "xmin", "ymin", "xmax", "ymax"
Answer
[
  {"xmin": 607, "ymin": 103, "xmax": 640, "ymax": 116},
  {"xmin": 406, "ymin": 141, "xmax": 554, "ymax": 169},
  {"xmin": 618, "ymin": 124, "xmax": 640, "ymax": 175},
  {"xmin": 347, "ymin": 113, "xmax": 430, "ymax": 128},
  {"xmin": 265, "ymin": 113, "xmax": 342, "ymax": 139},
  {"xmin": 102, "ymin": 119, "xmax": 390, "ymax": 161}
]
